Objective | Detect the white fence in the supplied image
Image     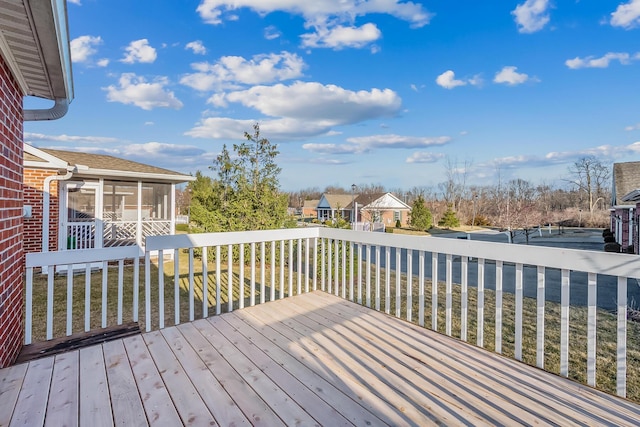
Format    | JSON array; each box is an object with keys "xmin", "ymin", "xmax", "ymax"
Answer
[{"xmin": 24, "ymin": 227, "xmax": 640, "ymax": 398}]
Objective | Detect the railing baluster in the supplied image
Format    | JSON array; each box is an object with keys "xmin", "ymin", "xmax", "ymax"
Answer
[
  {"xmin": 477, "ymin": 258, "xmax": 485, "ymax": 347},
  {"xmin": 407, "ymin": 250, "xmax": 413, "ymax": 322},
  {"xmin": 385, "ymin": 247, "xmax": 391, "ymax": 315},
  {"xmin": 586, "ymin": 272, "xmax": 596, "ymax": 386},
  {"xmin": 25, "ymin": 267, "xmax": 33, "ymax": 344},
  {"xmin": 560, "ymin": 268, "xmax": 570, "ymax": 377},
  {"xmin": 203, "ymin": 246, "xmax": 209, "ymax": 317},
  {"xmin": 461, "ymin": 256, "xmax": 467, "ymax": 341},
  {"xmin": 341, "ymin": 240, "xmax": 346, "ymax": 299},
  {"xmin": 357, "ymin": 243, "xmax": 362, "ymax": 305},
  {"xmin": 117, "ymin": 259, "xmax": 124, "ymax": 326},
  {"xmin": 289, "ymin": 240, "xmax": 294, "ymax": 297},
  {"xmin": 313, "ymin": 237, "xmax": 318, "ymax": 291},
  {"xmin": 305, "ymin": 238, "xmax": 310, "ymax": 294},
  {"xmin": 101, "ymin": 261, "xmax": 108, "ymax": 329},
  {"xmin": 395, "ymin": 248, "xmax": 401, "ymax": 317},
  {"xmin": 251, "ymin": 242, "xmax": 256, "ymax": 306},
  {"xmin": 515, "ymin": 262, "xmax": 523, "ymax": 360},
  {"xmin": 432, "ymin": 252, "xmax": 438, "ymax": 331},
  {"xmin": 334, "ymin": 239, "xmax": 339, "ymax": 296},
  {"xmin": 189, "ymin": 247, "xmax": 195, "ymax": 320},
  {"xmin": 84, "ymin": 265, "xmax": 91, "ymax": 332},
  {"xmin": 327, "ymin": 239, "xmax": 333, "ymax": 294},
  {"xmin": 349, "ymin": 241, "xmax": 354, "ymax": 300},
  {"xmin": 133, "ymin": 255, "xmax": 140, "ymax": 323},
  {"xmin": 418, "ymin": 250, "xmax": 425, "ymax": 327},
  {"xmin": 216, "ymin": 246, "xmax": 221, "ymax": 315},
  {"xmin": 446, "ymin": 254, "xmax": 452, "ymax": 336},
  {"xmin": 228, "ymin": 244, "xmax": 233, "ymax": 312},
  {"xmin": 145, "ymin": 251, "xmax": 151, "ymax": 332},
  {"xmin": 375, "ymin": 245, "xmax": 381, "ymax": 311},
  {"xmin": 617, "ymin": 276, "xmax": 627, "ymax": 398},
  {"xmin": 536, "ymin": 265, "xmax": 545, "ymax": 368},
  {"xmin": 260, "ymin": 241, "xmax": 266, "ymax": 304},
  {"xmin": 239, "ymin": 243, "xmax": 245, "ymax": 310},
  {"xmin": 46, "ymin": 266, "xmax": 54, "ymax": 340},
  {"xmin": 496, "ymin": 260, "xmax": 503, "ymax": 354},
  {"xmin": 366, "ymin": 245, "xmax": 372, "ymax": 308},
  {"xmin": 321, "ymin": 238, "xmax": 326, "ymax": 292},
  {"xmin": 279, "ymin": 240, "xmax": 285, "ymax": 299},
  {"xmin": 298, "ymin": 238, "xmax": 303, "ymax": 296},
  {"xmin": 66, "ymin": 266, "xmax": 73, "ymax": 336},
  {"xmin": 174, "ymin": 249, "xmax": 180, "ymax": 325},
  {"xmin": 158, "ymin": 249, "xmax": 165, "ymax": 329},
  {"xmin": 270, "ymin": 241, "xmax": 276, "ymax": 301}
]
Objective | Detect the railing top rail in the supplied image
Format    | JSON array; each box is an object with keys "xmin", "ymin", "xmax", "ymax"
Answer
[
  {"xmin": 319, "ymin": 228, "xmax": 640, "ymax": 278},
  {"xmin": 26, "ymin": 245, "xmax": 142, "ymax": 268}
]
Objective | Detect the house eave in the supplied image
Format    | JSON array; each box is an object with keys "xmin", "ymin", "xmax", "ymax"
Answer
[{"xmin": 75, "ymin": 168, "xmax": 195, "ymax": 183}]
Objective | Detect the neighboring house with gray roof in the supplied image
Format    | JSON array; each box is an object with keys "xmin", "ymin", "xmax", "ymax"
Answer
[
  {"xmin": 611, "ymin": 161, "xmax": 640, "ymax": 253},
  {"xmin": 316, "ymin": 194, "xmax": 355, "ymax": 221},
  {"xmin": 23, "ymin": 144, "xmax": 194, "ymax": 255}
]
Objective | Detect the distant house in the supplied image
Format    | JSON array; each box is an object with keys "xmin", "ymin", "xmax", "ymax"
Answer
[
  {"xmin": 347, "ymin": 192, "xmax": 411, "ymax": 227},
  {"xmin": 302, "ymin": 199, "xmax": 319, "ymax": 218},
  {"xmin": 316, "ymin": 194, "xmax": 355, "ymax": 221},
  {"xmin": 611, "ymin": 161, "xmax": 640, "ymax": 253},
  {"xmin": 23, "ymin": 144, "xmax": 195, "ymax": 255}
]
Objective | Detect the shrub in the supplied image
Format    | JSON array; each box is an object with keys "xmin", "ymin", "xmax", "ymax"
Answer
[
  {"xmin": 438, "ymin": 207, "xmax": 460, "ymax": 228},
  {"xmin": 395, "ymin": 219, "xmax": 402, "ymax": 228}
]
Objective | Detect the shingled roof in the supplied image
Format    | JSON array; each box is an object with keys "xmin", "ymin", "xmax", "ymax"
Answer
[
  {"xmin": 24, "ymin": 146, "xmax": 193, "ymax": 182},
  {"xmin": 612, "ymin": 162, "xmax": 640, "ymax": 206}
]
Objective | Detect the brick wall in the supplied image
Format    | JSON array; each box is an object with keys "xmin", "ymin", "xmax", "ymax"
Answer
[
  {"xmin": 23, "ymin": 168, "xmax": 59, "ymax": 253},
  {"xmin": 0, "ymin": 55, "xmax": 24, "ymax": 368}
]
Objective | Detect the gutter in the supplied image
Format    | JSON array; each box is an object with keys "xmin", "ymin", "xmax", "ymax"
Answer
[
  {"xmin": 24, "ymin": 98, "xmax": 69, "ymax": 121},
  {"xmin": 42, "ymin": 166, "xmax": 74, "ymax": 254}
]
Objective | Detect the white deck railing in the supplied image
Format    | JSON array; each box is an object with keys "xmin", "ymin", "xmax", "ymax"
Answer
[{"xmin": 24, "ymin": 227, "xmax": 640, "ymax": 398}]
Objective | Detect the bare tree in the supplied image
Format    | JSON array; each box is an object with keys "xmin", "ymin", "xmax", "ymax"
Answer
[{"xmin": 567, "ymin": 156, "xmax": 611, "ymax": 224}]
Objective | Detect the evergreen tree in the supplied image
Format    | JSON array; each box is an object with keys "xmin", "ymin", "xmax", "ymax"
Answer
[
  {"xmin": 189, "ymin": 123, "xmax": 289, "ymax": 232},
  {"xmin": 409, "ymin": 195, "xmax": 432, "ymax": 231},
  {"xmin": 438, "ymin": 205, "xmax": 460, "ymax": 228}
]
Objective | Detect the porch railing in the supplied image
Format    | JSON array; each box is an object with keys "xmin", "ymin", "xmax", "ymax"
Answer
[{"xmin": 24, "ymin": 227, "xmax": 640, "ymax": 399}]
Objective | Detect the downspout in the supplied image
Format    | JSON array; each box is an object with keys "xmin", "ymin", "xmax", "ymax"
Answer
[
  {"xmin": 24, "ymin": 98, "xmax": 69, "ymax": 121},
  {"xmin": 42, "ymin": 166, "xmax": 74, "ymax": 254}
]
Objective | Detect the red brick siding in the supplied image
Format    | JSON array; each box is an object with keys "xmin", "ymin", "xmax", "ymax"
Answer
[
  {"xmin": 23, "ymin": 168, "xmax": 59, "ymax": 253},
  {"xmin": 0, "ymin": 54, "xmax": 24, "ymax": 368}
]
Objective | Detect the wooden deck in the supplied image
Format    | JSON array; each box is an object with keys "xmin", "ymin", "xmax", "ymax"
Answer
[{"xmin": 1, "ymin": 291, "xmax": 639, "ymax": 426}]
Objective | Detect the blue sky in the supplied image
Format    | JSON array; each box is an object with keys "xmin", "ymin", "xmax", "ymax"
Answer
[{"xmin": 24, "ymin": 0, "xmax": 640, "ymax": 191}]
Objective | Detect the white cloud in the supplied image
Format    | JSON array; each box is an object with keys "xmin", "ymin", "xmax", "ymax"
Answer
[
  {"xmin": 493, "ymin": 66, "xmax": 534, "ymax": 85},
  {"xmin": 187, "ymin": 83, "xmax": 401, "ymax": 140},
  {"xmin": 625, "ymin": 123, "xmax": 640, "ymax": 131},
  {"xmin": 512, "ymin": 0, "xmax": 551, "ymax": 33},
  {"xmin": 121, "ymin": 142, "xmax": 205, "ymax": 159},
  {"xmin": 406, "ymin": 152, "xmax": 445, "ymax": 164},
  {"xmin": 70, "ymin": 35, "xmax": 102, "ymax": 63},
  {"xmin": 610, "ymin": 0, "xmax": 640, "ymax": 29},
  {"xmin": 436, "ymin": 70, "xmax": 467, "ymax": 89},
  {"xmin": 565, "ymin": 52, "xmax": 632, "ymax": 69},
  {"xmin": 301, "ymin": 23, "xmax": 382, "ymax": 49},
  {"xmin": 303, "ymin": 134, "xmax": 450, "ymax": 155},
  {"xmin": 264, "ymin": 26, "xmax": 281, "ymax": 40},
  {"xmin": 25, "ymin": 132, "xmax": 120, "ymax": 144},
  {"xmin": 96, "ymin": 58, "xmax": 110, "ymax": 67},
  {"xmin": 181, "ymin": 51, "xmax": 306, "ymax": 92},
  {"xmin": 121, "ymin": 39, "xmax": 157, "ymax": 64},
  {"xmin": 68, "ymin": 0, "xmax": 81, "ymax": 5},
  {"xmin": 186, "ymin": 40, "xmax": 207, "ymax": 55},
  {"xmin": 104, "ymin": 73, "xmax": 183, "ymax": 110}
]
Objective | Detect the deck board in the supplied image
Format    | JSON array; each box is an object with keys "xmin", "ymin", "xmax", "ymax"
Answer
[{"xmin": 1, "ymin": 291, "xmax": 639, "ymax": 426}]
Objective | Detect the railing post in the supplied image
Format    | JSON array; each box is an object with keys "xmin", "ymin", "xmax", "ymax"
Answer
[{"xmin": 617, "ymin": 276, "xmax": 627, "ymax": 398}]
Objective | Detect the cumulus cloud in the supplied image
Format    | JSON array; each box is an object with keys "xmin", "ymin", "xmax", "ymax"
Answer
[
  {"xmin": 196, "ymin": 0, "xmax": 431, "ymax": 50},
  {"xmin": 301, "ymin": 23, "xmax": 382, "ymax": 49},
  {"xmin": 512, "ymin": 0, "xmax": 551, "ymax": 33},
  {"xmin": 186, "ymin": 40, "xmax": 207, "ymax": 55},
  {"xmin": 104, "ymin": 73, "xmax": 183, "ymax": 110},
  {"xmin": 70, "ymin": 35, "xmax": 102, "ymax": 63},
  {"xmin": 187, "ymin": 83, "xmax": 401, "ymax": 140},
  {"xmin": 264, "ymin": 25, "xmax": 281, "ymax": 40},
  {"xmin": 303, "ymin": 134, "xmax": 450, "ymax": 155},
  {"xmin": 96, "ymin": 58, "xmax": 110, "ymax": 67},
  {"xmin": 435, "ymin": 70, "xmax": 466, "ymax": 89},
  {"xmin": 181, "ymin": 51, "xmax": 306, "ymax": 92},
  {"xmin": 406, "ymin": 152, "xmax": 445, "ymax": 164},
  {"xmin": 24, "ymin": 132, "xmax": 120, "ymax": 144},
  {"xmin": 610, "ymin": 0, "xmax": 640, "ymax": 29},
  {"xmin": 565, "ymin": 52, "xmax": 633, "ymax": 69},
  {"xmin": 493, "ymin": 66, "xmax": 534, "ymax": 85},
  {"xmin": 121, "ymin": 39, "xmax": 157, "ymax": 64}
]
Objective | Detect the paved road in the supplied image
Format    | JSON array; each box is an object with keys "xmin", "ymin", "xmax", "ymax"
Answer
[{"xmin": 362, "ymin": 229, "xmax": 640, "ymax": 312}]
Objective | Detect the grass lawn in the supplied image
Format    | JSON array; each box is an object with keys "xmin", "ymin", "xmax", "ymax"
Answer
[{"xmin": 26, "ymin": 248, "xmax": 640, "ymax": 403}]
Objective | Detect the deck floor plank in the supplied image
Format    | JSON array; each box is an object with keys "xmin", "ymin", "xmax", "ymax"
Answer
[
  {"xmin": 102, "ymin": 339, "xmax": 148, "ymax": 427},
  {"xmin": 0, "ymin": 363, "xmax": 27, "ymax": 426},
  {"xmin": 222, "ymin": 312, "xmax": 391, "ymax": 426},
  {"xmin": 193, "ymin": 317, "xmax": 320, "ymax": 426},
  {"xmin": 45, "ymin": 351, "xmax": 79, "ymax": 427},
  {"xmin": 142, "ymin": 330, "xmax": 217, "ymax": 426},
  {"xmin": 78, "ymin": 346, "xmax": 113, "ymax": 427},
  {"xmin": 122, "ymin": 335, "xmax": 182, "ymax": 427},
  {"xmin": 9, "ymin": 356, "xmax": 53, "ymax": 427},
  {"xmin": 159, "ymin": 326, "xmax": 250, "ymax": 426},
  {"xmin": 2, "ymin": 291, "xmax": 640, "ymax": 426},
  {"xmin": 210, "ymin": 314, "xmax": 354, "ymax": 426},
  {"xmin": 182, "ymin": 321, "xmax": 286, "ymax": 427}
]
